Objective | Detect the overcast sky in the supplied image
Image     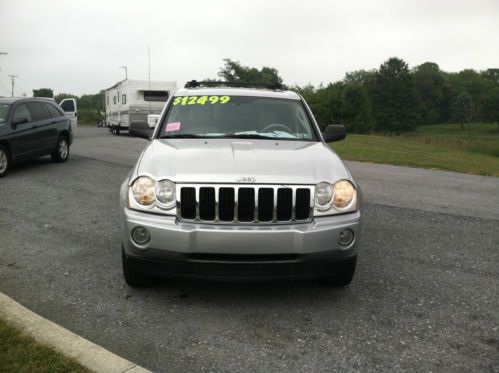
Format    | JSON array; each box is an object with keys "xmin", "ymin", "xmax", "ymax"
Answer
[{"xmin": 0, "ymin": 0, "xmax": 497, "ymax": 97}]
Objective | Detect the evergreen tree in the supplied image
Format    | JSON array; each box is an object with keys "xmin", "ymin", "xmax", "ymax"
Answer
[
  {"xmin": 340, "ymin": 83, "xmax": 374, "ymax": 133},
  {"xmin": 371, "ymin": 57, "xmax": 420, "ymax": 133}
]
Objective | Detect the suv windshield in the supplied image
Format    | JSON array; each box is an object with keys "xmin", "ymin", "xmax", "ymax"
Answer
[
  {"xmin": 159, "ymin": 95, "xmax": 317, "ymax": 141},
  {"xmin": 0, "ymin": 104, "xmax": 10, "ymax": 124}
]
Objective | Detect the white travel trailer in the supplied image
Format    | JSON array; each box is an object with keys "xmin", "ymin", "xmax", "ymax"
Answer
[{"xmin": 104, "ymin": 79, "xmax": 176, "ymax": 135}]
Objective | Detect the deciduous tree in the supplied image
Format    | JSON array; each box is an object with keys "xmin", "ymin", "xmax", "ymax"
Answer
[
  {"xmin": 218, "ymin": 59, "xmax": 283, "ymax": 86},
  {"xmin": 33, "ymin": 88, "xmax": 53, "ymax": 98},
  {"xmin": 453, "ymin": 91, "xmax": 473, "ymax": 130}
]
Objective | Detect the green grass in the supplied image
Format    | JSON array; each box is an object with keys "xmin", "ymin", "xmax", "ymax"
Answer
[
  {"xmin": 0, "ymin": 319, "xmax": 91, "ymax": 373},
  {"xmin": 406, "ymin": 122, "xmax": 499, "ymax": 158},
  {"xmin": 331, "ymin": 123, "xmax": 499, "ymax": 176}
]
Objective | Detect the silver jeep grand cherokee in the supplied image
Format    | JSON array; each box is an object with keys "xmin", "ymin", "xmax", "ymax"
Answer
[{"xmin": 120, "ymin": 81, "xmax": 362, "ymax": 286}]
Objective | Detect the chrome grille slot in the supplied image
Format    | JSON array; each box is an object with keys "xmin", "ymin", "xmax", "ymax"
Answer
[
  {"xmin": 295, "ymin": 189, "xmax": 311, "ymax": 220},
  {"xmin": 199, "ymin": 187, "xmax": 215, "ymax": 220},
  {"xmin": 258, "ymin": 188, "xmax": 274, "ymax": 222},
  {"xmin": 276, "ymin": 188, "xmax": 292, "ymax": 221},
  {"xmin": 238, "ymin": 188, "xmax": 255, "ymax": 222},
  {"xmin": 177, "ymin": 184, "xmax": 314, "ymax": 224},
  {"xmin": 218, "ymin": 187, "xmax": 235, "ymax": 221},
  {"xmin": 180, "ymin": 187, "xmax": 196, "ymax": 219}
]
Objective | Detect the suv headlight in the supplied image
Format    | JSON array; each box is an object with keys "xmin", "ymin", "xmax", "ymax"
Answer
[
  {"xmin": 332, "ymin": 180, "xmax": 356, "ymax": 210},
  {"xmin": 315, "ymin": 182, "xmax": 334, "ymax": 211},
  {"xmin": 129, "ymin": 176, "xmax": 176, "ymax": 214},
  {"xmin": 315, "ymin": 180, "xmax": 357, "ymax": 214},
  {"xmin": 132, "ymin": 176, "xmax": 156, "ymax": 206},
  {"xmin": 155, "ymin": 179, "xmax": 176, "ymax": 209}
]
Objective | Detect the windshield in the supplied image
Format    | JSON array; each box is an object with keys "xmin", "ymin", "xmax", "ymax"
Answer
[
  {"xmin": 0, "ymin": 104, "xmax": 10, "ymax": 124},
  {"xmin": 159, "ymin": 95, "xmax": 317, "ymax": 141}
]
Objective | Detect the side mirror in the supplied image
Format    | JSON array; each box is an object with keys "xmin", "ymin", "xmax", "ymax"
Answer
[
  {"xmin": 12, "ymin": 117, "xmax": 28, "ymax": 126},
  {"xmin": 322, "ymin": 124, "xmax": 346, "ymax": 142}
]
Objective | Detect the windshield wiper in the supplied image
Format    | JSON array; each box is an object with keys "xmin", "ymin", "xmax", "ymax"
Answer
[
  {"xmin": 160, "ymin": 133, "xmax": 294, "ymax": 140},
  {"xmin": 160, "ymin": 134, "xmax": 206, "ymax": 139},
  {"xmin": 219, "ymin": 133, "xmax": 278, "ymax": 140}
]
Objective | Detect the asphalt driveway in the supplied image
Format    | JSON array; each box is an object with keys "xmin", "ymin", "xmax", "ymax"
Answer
[{"xmin": 0, "ymin": 127, "xmax": 497, "ymax": 372}]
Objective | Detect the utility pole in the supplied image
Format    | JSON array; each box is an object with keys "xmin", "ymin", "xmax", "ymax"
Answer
[
  {"xmin": 148, "ymin": 46, "xmax": 151, "ymax": 89},
  {"xmin": 121, "ymin": 66, "xmax": 127, "ymax": 80},
  {"xmin": 148, "ymin": 46, "xmax": 151, "ymax": 114},
  {"xmin": 8, "ymin": 75, "xmax": 17, "ymax": 97}
]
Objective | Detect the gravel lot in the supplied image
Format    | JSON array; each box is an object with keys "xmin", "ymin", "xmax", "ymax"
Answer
[{"xmin": 0, "ymin": 127, "xmax": 498, "ymax": 372}]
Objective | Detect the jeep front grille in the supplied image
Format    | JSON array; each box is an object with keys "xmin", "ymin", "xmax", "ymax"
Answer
[{"xmin": 176, "ymin": 184, "xmax": 314, "ymax": 224}]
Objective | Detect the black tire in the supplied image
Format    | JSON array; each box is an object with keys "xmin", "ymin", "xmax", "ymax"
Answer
[
  {"xmin": 318, "ymin": 256, "xmax": 357, "ymax": 287},
  {"xmin": 51, "ymin": 136, "xmax": 70, "ymax": 163},
  {"xmin": 122, "ymin": 247, "xmax": 155, "ymax": 287},
  {"xmin": 0, "ymin": 144, "xmax": 10, "ymax": 178}
]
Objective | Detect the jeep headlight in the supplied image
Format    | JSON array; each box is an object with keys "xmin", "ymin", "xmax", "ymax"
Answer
[
  {"xmin": 332, "ymin": 180, "xmax": 356, "ymax": 210},
  {"xmin": 131, "ymin": 176, "xmax": 156, "ymax": 206},
  {"xmin": 315, "ymin": 180, "xmax": 357, "ymax": 213},
  {"xmin": 155, "ymin": 179, "xmax": 176, "ymax": 209},
  {"xmin": 315, "ymin": 182, "xmax": 334, "ymax": 211}
]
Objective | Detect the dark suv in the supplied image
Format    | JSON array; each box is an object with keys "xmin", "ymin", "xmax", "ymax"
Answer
[{"xmin": 0, "ymin": 97, "xmax": 73, "ymax": 177}]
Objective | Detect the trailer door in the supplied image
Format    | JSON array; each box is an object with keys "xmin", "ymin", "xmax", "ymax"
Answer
[{"xmin": 59, "ymin": 98, "xmax": 78, "ymax": 130}]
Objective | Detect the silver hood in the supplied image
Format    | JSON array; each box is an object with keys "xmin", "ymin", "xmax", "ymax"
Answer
[{"xmin": 133, "ymin": 139, "xmax": 352, "ymax": 185}]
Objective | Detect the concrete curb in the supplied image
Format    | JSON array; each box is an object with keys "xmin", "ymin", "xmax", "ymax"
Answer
[{"xmin": 0, "ymin": 292, "xmax": 152, "ymax": 373}]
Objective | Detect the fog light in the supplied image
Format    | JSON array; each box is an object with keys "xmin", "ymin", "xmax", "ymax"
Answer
[
  {"xmin": 132, "ymin": 227, "xmax": 150, "ymax": 245},
  {"xmin": 338, "ymin": 229, "xmax": 354, "ymax": 247}
]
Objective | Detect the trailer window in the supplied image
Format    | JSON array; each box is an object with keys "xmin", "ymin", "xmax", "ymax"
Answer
[
  {"xmin": 144, "ymin": 91, "xmax": 168, "ymax": 102},
  {"xmin": 113, "ymin": 96, "xmax": 116, "ymax": 105},
  {"xmin": 122, "ymin": 94, "xmax": 127, "ymax": 105}
]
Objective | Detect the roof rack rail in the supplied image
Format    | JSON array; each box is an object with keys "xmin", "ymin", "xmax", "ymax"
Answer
[{"xmin": 184, "ymin": 80, "xmax": 287, "ymax": 91}]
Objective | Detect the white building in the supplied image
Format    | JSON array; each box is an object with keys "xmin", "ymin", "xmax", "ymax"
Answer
[{"xmin": 104, "ymin": 79, "xmax": 176, "ymax": 133}]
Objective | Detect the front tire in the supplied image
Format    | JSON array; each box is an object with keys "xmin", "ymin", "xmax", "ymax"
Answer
[
  {"xmin": 51, "ymin": 136, "xmax": 69, "ymax": 163},
  {"xmin": 319, "ymin": 256, "xmax": 357, "ymax": 287},
  {"xmin": 0, "ymin": 144, "xmax": 10, "ymax": 178},
  {"xmin": 122, "ymin": 247, "xmax": 155, "ymax": 287}
]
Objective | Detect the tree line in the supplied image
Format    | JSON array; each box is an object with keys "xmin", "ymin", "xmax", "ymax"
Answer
[
  {"xmin": 217, "ymin": 58, "xmax": 499, "ymax": 133},
  {"xmin": 32, "ymin": 57, "xmax": 499, "ymax": 131}
]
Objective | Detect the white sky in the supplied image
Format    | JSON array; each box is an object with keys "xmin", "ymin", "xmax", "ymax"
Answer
[{"xmin": 0, "ymin": 0, "xmax": 498, "ymax": 96}]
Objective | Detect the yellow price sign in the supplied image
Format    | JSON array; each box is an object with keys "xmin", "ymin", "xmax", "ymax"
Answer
[{"xmin": 173, "ymin": 96, "xmax": 231, "ymax": 106}]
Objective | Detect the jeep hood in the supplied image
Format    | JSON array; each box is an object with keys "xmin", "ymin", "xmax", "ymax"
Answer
[{"xmin": 133, "ymin": 139, "xmax": 351, "ymax": 185}]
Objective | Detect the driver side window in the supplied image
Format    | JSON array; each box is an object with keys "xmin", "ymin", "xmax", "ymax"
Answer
[{"xmin": 13, "ymin": 104, "xmax": 33, "ymax": 123}]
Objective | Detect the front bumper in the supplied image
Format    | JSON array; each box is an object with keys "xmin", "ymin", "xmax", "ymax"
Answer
[{"xmin": 121, "ymin": 208, "xmax": 362, "ymax": 279}]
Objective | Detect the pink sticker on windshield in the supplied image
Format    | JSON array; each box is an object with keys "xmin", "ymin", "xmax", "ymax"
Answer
[{"xmin": 165, "ymin": 122, "xmax": 181, "ymax": 132}]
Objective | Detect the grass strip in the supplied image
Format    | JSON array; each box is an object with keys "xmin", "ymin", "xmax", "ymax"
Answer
[
  {"xmin": 331, "ymin": 132, "xmax": 499, "ymax": 176},
  {"xmin": 0, "ymin": 318, "xmax": 91, "ymax": 373}
]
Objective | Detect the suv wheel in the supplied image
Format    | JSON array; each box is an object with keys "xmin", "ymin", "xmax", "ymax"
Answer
[
  {"xmin": 0, "ymin": 145, "xmax": 10, "ymax": 178},
  {"xmin": 122, "ymin": 247, "xmax": 155, "ymax": 287},
  {"xmin": 319, "ymin": 256, "xmax": 357, "ymax": 287},
  {"xmin": 51, "ymin": 136, "xmax": 69, "ymax": 163}
]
